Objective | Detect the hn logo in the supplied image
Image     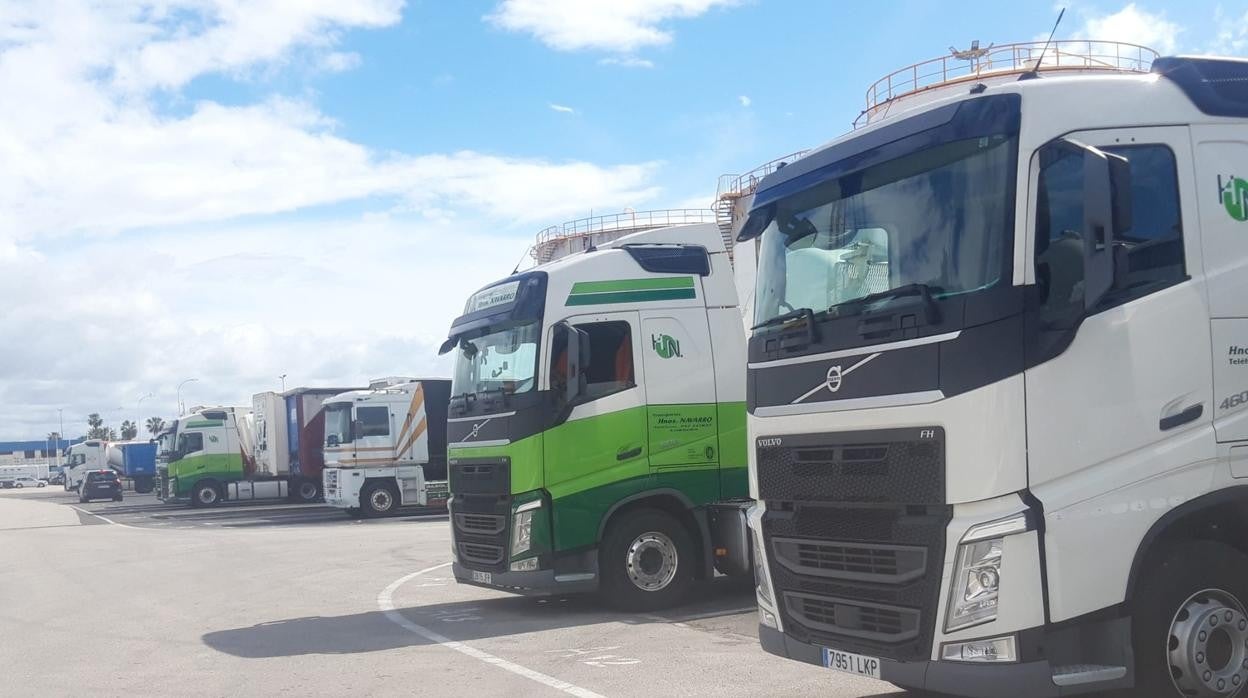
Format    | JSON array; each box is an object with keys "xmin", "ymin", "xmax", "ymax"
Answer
[
  {"xmin": 1219, "ymin": 174, "xmax": 1248, "ymax": 222},
  {"xmin": 651, "ymin": 333, "xmax": 682, "ymax": 359}
]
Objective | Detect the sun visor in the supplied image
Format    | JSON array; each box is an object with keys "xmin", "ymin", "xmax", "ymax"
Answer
[{"xmin": 440, "ymin": 272, "xmax": 547, "ymax": 354}]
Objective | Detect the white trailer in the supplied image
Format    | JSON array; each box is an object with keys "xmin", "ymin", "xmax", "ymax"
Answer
[{"xmin": 322, "ymin": 378, "xmax": 451, "ymax": 517}]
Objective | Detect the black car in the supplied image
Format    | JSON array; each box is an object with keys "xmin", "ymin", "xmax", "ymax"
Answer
[{"xmin": 79, "ymin": 470, "xmax": 123, "ymax": 503}]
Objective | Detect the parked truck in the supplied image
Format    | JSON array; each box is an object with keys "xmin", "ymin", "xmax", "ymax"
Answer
[
  {"xmin": 63, "ymin": 440, "xmax": 107, "ymax": 491},
  {"xmin": 159, "ymin": 406, "xmax": 257, "ymax": 506},
  {"xmin": 321, "ymin": 377, "xmax": 452, "ymax": 518},
  {"xmin": 743, "ymin": 42, "xmax": 1248, "ymax": 698},
  {"xmin": 106, "ymin": 441, "xmax": 157, "ymax": 493},
  {"xmin": 252, "ymin": 386, "xmax": 361, "ymax": 503},
  {"xmin": 442, "ymin": 218, "xmax": 753, "ymax": 611}
]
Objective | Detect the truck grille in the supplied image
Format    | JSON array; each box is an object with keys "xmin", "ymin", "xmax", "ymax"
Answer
[
  {"xmin": 758, "ymin": 428, "xmax": 948, "ymax": 662},
  {"xmin": 458, "ymin": 542, "xmax": 505, "ymax": 565},
  {"xmin": 771, "ymin": 538, "xmax": 926, "ymax": 584},
  {"xmin": 455, "ymin": 513, "xmax": 505, "ymax": 535}
]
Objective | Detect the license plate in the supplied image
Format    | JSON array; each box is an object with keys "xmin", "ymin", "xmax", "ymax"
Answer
[
  {"xmin": 470, "ymin": 570, "xmax": 492, "ymax": 584},
  {"xmin": 822, "ymin": 648, "xmax": 881, "ymax": 679}
]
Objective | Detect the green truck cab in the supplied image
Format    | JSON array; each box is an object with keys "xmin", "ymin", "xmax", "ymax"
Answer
[{"xmin": 442, "ymin": 221, "xmax": 753, "ymax": 610}]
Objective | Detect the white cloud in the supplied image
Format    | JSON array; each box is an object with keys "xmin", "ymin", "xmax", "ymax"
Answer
[
  {"xmin": 549, "ymin": 103, "xmax": 576, "ymax": 114},
  {"xmin": 599, "ymin": 56, "xmax": 656, "ymax": 69},
  {"xmin": 1078, "ymin": 3, "xmax": 1181, "ymax": 55},
  {"xmin": 1208, "ymin": 7, "xmax": 1248, "ymax": 55},
  {"xmin": 0, "ymin": 1, "xmax": 667, "ymax": 439},
  {"xmin": 485, "ymin": 0, "xmax": 738, "ymax": 53},
  {"xmin": 738, "ymin": 95, "xmax": 751, "ymax": 107}
]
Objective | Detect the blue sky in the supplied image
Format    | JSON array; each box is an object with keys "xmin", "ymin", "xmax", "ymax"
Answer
[{"xmin": 0, "ymin": 0, "xmax": 1236, "ymax": 438}]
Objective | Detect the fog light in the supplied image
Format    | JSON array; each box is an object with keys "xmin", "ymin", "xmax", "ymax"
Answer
[
  {"xmin": 941, "ymin": 635, "xmax": 1017, "ymax": 663},
  {"xmin": 510, "ymin": 557, "xmax": 539, "ymax": 572},
  {"xmin": 759, "ymin": 607, "xmax": 778, "ymax": 629}
]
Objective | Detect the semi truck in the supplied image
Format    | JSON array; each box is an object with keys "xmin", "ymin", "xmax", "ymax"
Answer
[
  {"xmin": 442, "ymin": 218, "xmax": 753, "ymax": 611},
  {"xmin": 321, "ymin": 377, "xmax": 452, "ymax": 518},
  {"xmin": 63, "ymin": 440, "xmax": 107, "ymax": 491},
  {"xmin": 743, "ymin": 42, "xmax": 1248, "ymax": 698},
  {"xmin": 159, "ymin": 406, "xmax": 257, "ymax": 506},
  {"xmin": 252, "ymin": 386, "xmax": 361, "ymax": 503},
  {"xmin": 105, "ymin": 441, "xmax": 157, "ymax": 493}
]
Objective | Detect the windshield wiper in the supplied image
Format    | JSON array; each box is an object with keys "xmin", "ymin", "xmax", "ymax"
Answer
[
  {"xmin": 835, "ymin": 283, "xmax": 943, "ymax": 324},
  {"xmin": 751, "ymin": 306, "xmax": 816, "ymax": 331}
]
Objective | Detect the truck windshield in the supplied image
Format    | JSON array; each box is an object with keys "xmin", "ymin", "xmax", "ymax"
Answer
[
  {"xmin": 324, "ymin": 403, "xmax": 353, "ymax": 445},
  {"xmin": 451, "ymin": 321, "xmax": 539, "ymax": 397},
  {"xmin": 754, "ymin": 134, "xmax": 1017, "ymax": 326}
]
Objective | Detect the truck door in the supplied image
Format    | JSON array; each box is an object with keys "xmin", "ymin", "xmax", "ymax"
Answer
[
  {"xmin": 1191, "ymin": 125, "xmax": 1248, "ymax": 446},
  {"xmin": 543, "ymin": 311, "xmax": 647, "ymax": 524},
  {"xmin": 1025, "ymin": 127, "xmax": 1215, "ymax": 619},
  {"xmin": 641, "ymin": 309, "xmax": 720, "ymax": 473}
]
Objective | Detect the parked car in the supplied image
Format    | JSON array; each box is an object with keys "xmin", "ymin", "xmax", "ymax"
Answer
[
  {"xmin": 11, "ymin": 476, "xmax": 45, "ymax": 489},
  {"xmin": 79, "ymin": 470, "xmax": 122, "ymax": 503},
  {"xmin": 47, "ymin": 472, "xmax": 65, "ymax": 486}
]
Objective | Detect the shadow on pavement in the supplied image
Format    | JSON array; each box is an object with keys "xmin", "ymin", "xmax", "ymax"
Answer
[{"xmin": 203, "ymin": 577, "xmax": 755, "ymax": 658}]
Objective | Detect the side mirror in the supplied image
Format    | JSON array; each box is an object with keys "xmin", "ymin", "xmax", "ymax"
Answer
[
  {"xmin": 553, "ymin": 321, "xmax": 591, "ymax": 405},
  {"xmin": 352, "ymin": 419, "xmax": 365, "ymax": 440},
  {"xmin": 1073, "ymin": 139, "xmax": 1132, "ymax": 310}
]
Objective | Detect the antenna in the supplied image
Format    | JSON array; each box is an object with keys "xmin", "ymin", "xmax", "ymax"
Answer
[{"xmin": 1022, "ymin": 7, "xmax": 1066, "ymax": 80}]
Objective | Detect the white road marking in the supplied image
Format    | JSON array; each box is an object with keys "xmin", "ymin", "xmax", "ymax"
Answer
[
  {"xmin": 377, "ymin": 563, "xmax": 606, "ymax": 698},
  {"xmin": 69, "ymin": 506, "xmax": 145, "ymax": 530}
]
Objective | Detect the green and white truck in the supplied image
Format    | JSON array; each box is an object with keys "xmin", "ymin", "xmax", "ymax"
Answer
[{"xmin": 442, "ymin": 218, "xmax": 753, "ymax": 610}]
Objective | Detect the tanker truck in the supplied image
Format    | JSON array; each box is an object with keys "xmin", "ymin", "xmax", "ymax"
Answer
[{"xmin": 321, "ymin": 377, "xmax": 451, "ymax": 518}]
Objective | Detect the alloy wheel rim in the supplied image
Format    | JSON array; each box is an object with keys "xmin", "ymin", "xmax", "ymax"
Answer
[
  {"xmin": 371, "ymin": 489, "xmax": 393, "ymax": 511},
  {"xmin": 1168, "ymin": 588, "xmax": 1248, "ymax": 697},
  {"xmin": 625, "ymin": 531, "xmax": 678, "ymax": 592}
]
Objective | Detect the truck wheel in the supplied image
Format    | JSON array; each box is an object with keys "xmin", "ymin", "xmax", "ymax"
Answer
[
  {"xmin": 360, "ymin": 482, "xmax": 398, "ymax": 518},
  {"xmin": 134, "ymin": 478, "xmax": 153, "ymax": 494},
  {"xmin": 293, "ymin": 480, "xmax": 320, "ymax": 503},
  {"xmin": 190, "ymin": 480, "xmax": 222, "ymax": 508},
  {"xmin": 600, "ymin": 509, "xmax": 695, "ymax": 611},
  {"xmin": 1133, "ymin": 541, "xmax": 1248, "ymax": 698}
]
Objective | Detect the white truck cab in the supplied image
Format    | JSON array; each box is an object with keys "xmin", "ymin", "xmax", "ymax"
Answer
[
  {"xmin": 321, "ymin": 378, "xmax": 451, "ymax": 517},
  {"xmin": 745, "ymin": 43, "xmax": 1248, "ymax": 698},
  {"xmin": 63, "ymin": 441, "xmax": 107, "ymax": 492}
]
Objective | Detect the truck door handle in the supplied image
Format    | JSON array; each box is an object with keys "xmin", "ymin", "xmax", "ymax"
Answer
[
  {"xmin": 1160, "ymin": 404, "xmax": 1203, "ymax": 431},
  {"xmin": 617, "ymin": 446, "xmax": 643, "ymax": 461}
]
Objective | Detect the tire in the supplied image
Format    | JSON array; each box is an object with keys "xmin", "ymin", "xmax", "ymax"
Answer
[
  {"xmin": 190, "ymin": 480, "xmax": 222, "ymax": 508},
  {"xmin": 113, "ymin": 495, "xmax": 123, "ymax": 502},
  {"xmin": 360, "ymin": 482, "xmax": 398, "ymax": 518},
  {"xmin": 292, "ymin": 479, "xmax": 320, "ymax": 504},
  {"xmin": 599, "ymin": 509, "xmax": 696, "ymax": 612},
  {"xmin": 1132, "ymin": 541, "xmax": 1248, "ymax": 698},
  {"xmin": 134, "ymin": 478, "xmax": 153, "ymax": 494},
  {"xmin": 15, "ymin": 483, "xmax": 22, "ymax": 489},
  {"xmin": 79, "ymin": 495, "xmax": 88, "ymax": 503}
]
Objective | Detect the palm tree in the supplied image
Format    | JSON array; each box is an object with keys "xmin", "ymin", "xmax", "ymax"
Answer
[
  {"xmin": 120, "ymin": 420, "xmax": 138, "ymax": 440},
  {"xmin": 145, "ymin": 417, "xmax": 165, "ymax": 437},
  {"xmin": 86, "ymin": 413, "xmax": 106, "ymax": 439}
]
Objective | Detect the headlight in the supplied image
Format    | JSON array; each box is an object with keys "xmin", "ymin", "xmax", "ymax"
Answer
[
  {"xmin": 945, "ymin": 511, "xmax": 1031, "ymax": 633},
  {"xmin": 511, "ymin": 499, "xmax": 541, "ymax": 556},
  {"xmin": 752, "ymin": 533, "xmax": 773, "ymax": 605}
]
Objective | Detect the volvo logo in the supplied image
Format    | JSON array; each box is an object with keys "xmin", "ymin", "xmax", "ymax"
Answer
[
  {"xmin": 826, "ymin": 365, "xmax": 844, "ymax": 393},
  {"xmin": 757, "ymin": 437, "xmax": 783, "ymax": 448}
]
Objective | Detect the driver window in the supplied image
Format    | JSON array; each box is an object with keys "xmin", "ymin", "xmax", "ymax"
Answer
[
  {"xmin": 181, "ymin": 433, "xmax": 204, "ymax": 453},
  {"xmin": 550, "ymin": 321, "xmax": 635, "ymax": 402}
]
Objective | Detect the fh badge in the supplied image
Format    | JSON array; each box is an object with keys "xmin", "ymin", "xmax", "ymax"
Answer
[
  {"xmin": 1219, "ymin": 174, "xmax": 1248, "ymax": 222},
  {"xmin": 651, "ymin": 333, "xmax": 682, "ymax": 359}
]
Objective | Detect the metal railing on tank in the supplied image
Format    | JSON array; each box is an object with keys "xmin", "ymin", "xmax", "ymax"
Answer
[
  {"xmin": 531, "ymin": 209, "xmax": 716, "ymax": 263},
  {"xmin": 855, "ymin": 40, "xmax": 1159, "ymax": 128}
]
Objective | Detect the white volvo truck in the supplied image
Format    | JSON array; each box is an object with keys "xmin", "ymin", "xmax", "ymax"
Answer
[
  {"xmin": 321, "ymin": 378, "xmax": 451, "ymax": 518},
  {"xmin": 63, "ymin": 440, "xmax": 107, "ymax": 491},
  {"xmin": 743, "ymin": 42, "xmax": 1248, "ymax": 698}
]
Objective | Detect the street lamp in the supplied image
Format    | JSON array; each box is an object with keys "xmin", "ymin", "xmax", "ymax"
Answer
[
  {"xmin": 279, "ymin": 374, "xmax": 287, "ymax": 392},
  {"xmin": 57, "ymin": 408, "xmax": 63, "ymax": 468},
  {"xmin": 137, "ymin": 392, "xmax": 154, "ymax": 437},
  {"xmin": 177, "ymin": 378, "xmax": 198, "ymax": 416}
]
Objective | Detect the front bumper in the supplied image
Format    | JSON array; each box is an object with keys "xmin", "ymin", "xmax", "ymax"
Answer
[
  {"xmin": 452, "ymin": 561, "xmax": 597, "ymax": 596},
  {"xmin": 758, "ymin": 623, "xmax": 1063, "ymax": 697}
]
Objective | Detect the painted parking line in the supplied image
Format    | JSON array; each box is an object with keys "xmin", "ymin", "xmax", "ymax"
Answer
[{"xmin": 378, "ymin": 563, "xmax": 606, "ymax": 698}]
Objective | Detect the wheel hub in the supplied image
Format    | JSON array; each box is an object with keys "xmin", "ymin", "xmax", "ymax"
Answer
[
  {"xmin": 371, "ymin": 489, "xmax": 393, "ymax": 511},
  {"xmin": 1169, "ymin": 588, "xmax": 1248, "ymax": 696},
  {"xmin": 625, "ymin": 531, "xmax": 678, "ymax": 592},
  {"xmin": 299, "ymin": 482, "xmax": 317, "ymax": 500}
]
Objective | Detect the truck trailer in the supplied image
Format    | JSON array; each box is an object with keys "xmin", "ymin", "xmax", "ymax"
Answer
[
  {"xmin": 442, "ymin": 219, "xmax": 753, "ymax": 611},
  {"xmin": 252, "ymin": 386, "xmax": 362, "ymax": 503},
  {"xmin": 321, "ymin": 377, "xmax": 451, "ymax": 518},
  {"xmin": 105, "ymin": 441, "xmax": 157, "ymax": 493},
  {"xmin": 743, "ymin": 42, "xmax": 1248, "ymax": 698}
]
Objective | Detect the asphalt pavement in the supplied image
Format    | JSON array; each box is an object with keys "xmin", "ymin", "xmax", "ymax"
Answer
[{"xmin": 0, "ymin": 487, "xmax": 908, "ymax": 697}]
